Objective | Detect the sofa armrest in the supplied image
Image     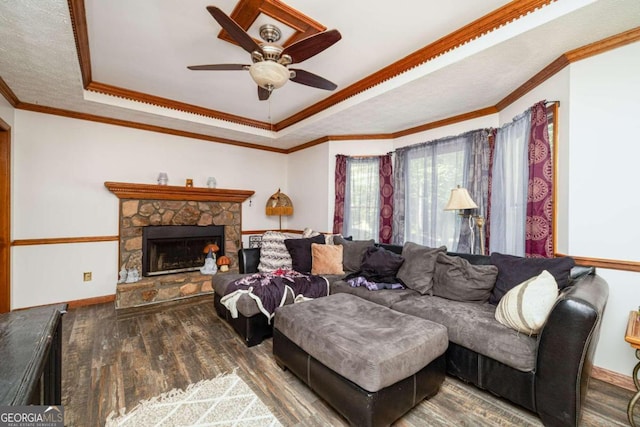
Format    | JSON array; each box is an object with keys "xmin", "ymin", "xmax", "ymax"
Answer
[
  {"xmin": 535, "ymin": 272, "xmax": 608, "ymax": 426},
  {"xmin": 238, "ymin": 247, "xmax": 260, "ymax": 274}
]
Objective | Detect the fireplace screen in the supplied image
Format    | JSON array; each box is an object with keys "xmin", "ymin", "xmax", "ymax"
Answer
[{"xmin": 142, "ymin": 225, "xmax": 225, "ymax": 277}]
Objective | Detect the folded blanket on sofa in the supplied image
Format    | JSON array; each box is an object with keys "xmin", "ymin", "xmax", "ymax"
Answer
[
  {"xmin": 347, "ymin": 276, "xmax": 404, "ymax": 291},
  {"xmin": 221, "ymin": 269, "xmax": 329, "ymax": 322}
]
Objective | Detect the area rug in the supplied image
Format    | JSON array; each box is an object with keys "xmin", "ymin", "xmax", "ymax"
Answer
[{"xmin": 105, "ymin": 373, "xmax": 282, "ymax": 427}]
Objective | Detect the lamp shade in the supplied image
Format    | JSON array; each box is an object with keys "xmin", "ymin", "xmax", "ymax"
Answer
[
  {"xmin": 444, "ymin": 187, "xmax": 478, "ymax": 211},
  {"xmin": 265, "ymin": 189, "xmax": 294, "ymax": 216},
  {"xmin": 249, "ymin": 61, "xmax": 290, "ymax": 90}
]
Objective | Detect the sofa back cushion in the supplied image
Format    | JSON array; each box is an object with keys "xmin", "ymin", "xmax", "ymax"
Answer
[
  {"xmin": 334, "ymin": 236, "xmax": 375, "ymax": 274},
  {"xmin": 489, "ymin": 253, "xmax": 575, "ymax": 305},
  {"xmin": 432, "ymin": 253, "xmax": 498, "ymax": 303},
  {"xmin": 396, "ymin": 242, "xmax": 446, "ymax": 295}
]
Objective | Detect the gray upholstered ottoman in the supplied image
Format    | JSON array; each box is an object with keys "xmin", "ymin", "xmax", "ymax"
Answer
[{"xmin": 273, "ymin": 293, "xmax": 448, "ymax": 427}]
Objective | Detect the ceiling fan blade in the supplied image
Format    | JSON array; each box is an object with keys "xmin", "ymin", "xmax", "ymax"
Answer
[
  {"xmin": 282, "ymin": 29, "xmax": 342, "ymax": 64},
  {"xmin": 290, "ymin": 69, "xmax": 337, "ymax": 91},
  {"xmin": 206, "ymin": 6, "xmax": 261, "ymax": 54},
  {"xmin": 258, "ymin": 86, "xmax": 271, "ymax": 101},
  {"xmin": 187, "ymin": 64, "xmax": 249, "ymax": 71}
]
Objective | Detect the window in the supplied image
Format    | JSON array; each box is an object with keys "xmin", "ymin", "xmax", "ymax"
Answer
[
  {"xmin": 404, "ymin": 145, "xmax": 466, "ymax": 248},
  {"xmin": 394, "ymin": 131, "xmax": 484, "ymax": 250},
  {"xmin": 344, "ymin": 158, "xmax": 379, "ymax": 240}
]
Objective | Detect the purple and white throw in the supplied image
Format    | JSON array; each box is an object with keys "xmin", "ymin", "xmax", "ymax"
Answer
[{"xmin": 221, "ymin": 269, "xmax": 329, "ymax": 322}]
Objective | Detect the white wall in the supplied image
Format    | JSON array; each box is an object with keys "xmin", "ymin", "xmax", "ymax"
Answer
[
  {"xmin": 286, "ymin": 143, "xmax": 331, "ymax": 232},
  {"xmin": 11, "ymin": 110, "xmax": 286, "ymax": 308},
  {"xmin": 566, "ymin": 41, "xmax": 640, "ymax": 375}
]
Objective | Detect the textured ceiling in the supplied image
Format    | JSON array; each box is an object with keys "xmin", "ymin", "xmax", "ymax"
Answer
[{"xmin": 0, "ymin": 0, "xmax": 639, "ymax": 150}]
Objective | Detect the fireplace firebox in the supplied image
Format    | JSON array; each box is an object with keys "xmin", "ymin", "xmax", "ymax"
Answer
[{"xmin": 142, "ymin": 225, "xmax": 225, "ymax": 277}]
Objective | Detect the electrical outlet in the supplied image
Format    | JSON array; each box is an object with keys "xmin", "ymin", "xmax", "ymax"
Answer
[{"xmin": 83, "ymin": 272, "xmax": 92, "ymax": 282}]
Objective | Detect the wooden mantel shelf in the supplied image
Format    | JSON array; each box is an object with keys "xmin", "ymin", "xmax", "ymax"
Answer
[{"xmin": 104, "ymin": 182, "xmax": 254, "ymax": 203}]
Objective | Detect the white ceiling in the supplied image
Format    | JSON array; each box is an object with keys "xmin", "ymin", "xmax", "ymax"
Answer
[{"xmin": 0, "ymin": 0, "xmax": 639, "ymax": 150}]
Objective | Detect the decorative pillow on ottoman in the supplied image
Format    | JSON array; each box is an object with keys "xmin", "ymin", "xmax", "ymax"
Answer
[
  {"xmin": 258, "ymin": 231, "xmax": 293, "ymax": 273},
  {"xmin": 285, "ymin": 234, "xmax": 326, "ymax": 273},
  {"xmin": 432, "ymin": 253, "xmax": 498, "ymax": 303},
  {"xmin": 311, "ymin": 243, "xmax": 344, "ymax": 275},
  {"xmin": 334, "ymin": 236, "xmax": 375, "ymax": 274},
  {"xmin": 396, "ymin": 242, "xmax": 447, "ymax": 294},
  {"xmin": 489, "ymin": 253, "xmax": 575, "ymax": 305},
  {"xmin": 495, "ymin": 270, "xmax": 559, "ymax": 335}
]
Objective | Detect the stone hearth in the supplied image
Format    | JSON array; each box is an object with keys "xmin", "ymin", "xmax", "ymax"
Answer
[{"xmin": 105, "ymin": 182, "xmax": 254, "ymax": 309}]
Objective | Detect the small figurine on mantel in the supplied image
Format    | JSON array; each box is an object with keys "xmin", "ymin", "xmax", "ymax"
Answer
[{"xmin": 200, "ymin": 243, "xmax": 219, "ymax": 275}]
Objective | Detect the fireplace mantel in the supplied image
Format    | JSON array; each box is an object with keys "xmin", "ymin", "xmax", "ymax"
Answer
[{"xmin": 105, "ymin": 182, "xmax": 254, "ymax": 203}]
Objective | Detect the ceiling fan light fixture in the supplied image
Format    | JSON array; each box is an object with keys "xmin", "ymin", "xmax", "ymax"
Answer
[{"xmin": 249, "ymin": 61, "xmax": 290, "ymax": 90}]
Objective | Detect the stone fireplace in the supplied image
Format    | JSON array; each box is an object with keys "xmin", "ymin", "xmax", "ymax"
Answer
[{"xmin": 105, "ymin": 182, "xmax": 254, "ymax": 309}]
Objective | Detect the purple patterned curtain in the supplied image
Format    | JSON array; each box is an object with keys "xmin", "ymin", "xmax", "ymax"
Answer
[
  {"xmin": 379, "ymin": 154, "xmax": 393, "ymax": 243},
  {"xmin": 333, "ymin": 155, "xmax": 347, "ymax": 234},
  {"xmin": 525, "ymin": 101, "xmax": 553, "ymax": 258}
]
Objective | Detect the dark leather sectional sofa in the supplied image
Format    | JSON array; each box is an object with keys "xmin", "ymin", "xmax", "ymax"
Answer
[{"xmin": 214, "ymin": 245, "xmax": 609, "ymax": 427}]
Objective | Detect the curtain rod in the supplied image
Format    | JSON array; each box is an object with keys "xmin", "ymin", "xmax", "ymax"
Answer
[{"xmin": 546, "ymin": 100, "xmax": 560, "ymax": 106}]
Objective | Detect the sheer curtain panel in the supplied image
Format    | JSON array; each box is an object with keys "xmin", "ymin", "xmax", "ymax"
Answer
[
  {"xmin": 489, "ymin": 110, "xmax": 531, "ymax": 256},
  {"xmin": 393, "ymin": 134, "xmax": 472, "ymax": 249}
]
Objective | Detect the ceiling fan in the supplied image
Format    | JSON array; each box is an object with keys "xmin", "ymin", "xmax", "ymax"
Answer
[{"xmin": 188, "ymin": 6, "xmax": 342, "ymax": 101}]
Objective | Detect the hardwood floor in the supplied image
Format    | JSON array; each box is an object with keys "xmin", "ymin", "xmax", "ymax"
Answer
[{"xmin": 62, "ymin": 296, "xmax": 633, "ymax": 426}]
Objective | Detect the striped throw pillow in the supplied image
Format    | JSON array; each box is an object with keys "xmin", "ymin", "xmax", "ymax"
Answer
[{"xmin": 494, "ymin": 270, "xmax": 558, "ymax": 335}]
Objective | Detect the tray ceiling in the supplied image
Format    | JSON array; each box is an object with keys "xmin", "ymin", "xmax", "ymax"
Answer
[{"xmin": 0, "ymin": 0, "xmax": 639, "ymax": 151}]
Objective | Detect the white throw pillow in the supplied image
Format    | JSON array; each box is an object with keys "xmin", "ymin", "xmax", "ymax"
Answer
[{"xmin": 495, "ymin": 270, "xmax": 558, "ymax": 335}]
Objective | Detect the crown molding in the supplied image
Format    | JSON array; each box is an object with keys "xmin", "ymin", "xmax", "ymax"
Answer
[
  {"xmin": 285, "ymin": 134, "xmax": 394, "ymax": 154},
  {"xmin": 393, "ymin": 107, "xmax": 498, "ymax": 139},
  {"xmin": 564, "ymin": 25, "xmax": 640, "ymax": 62},
  {"xmin": 86, "ymin": 82, "xmax": 272, "ymax": 131},
  {"xmin": 67, "ymin": 0, "xmax": 92, "ymax": 87}
]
